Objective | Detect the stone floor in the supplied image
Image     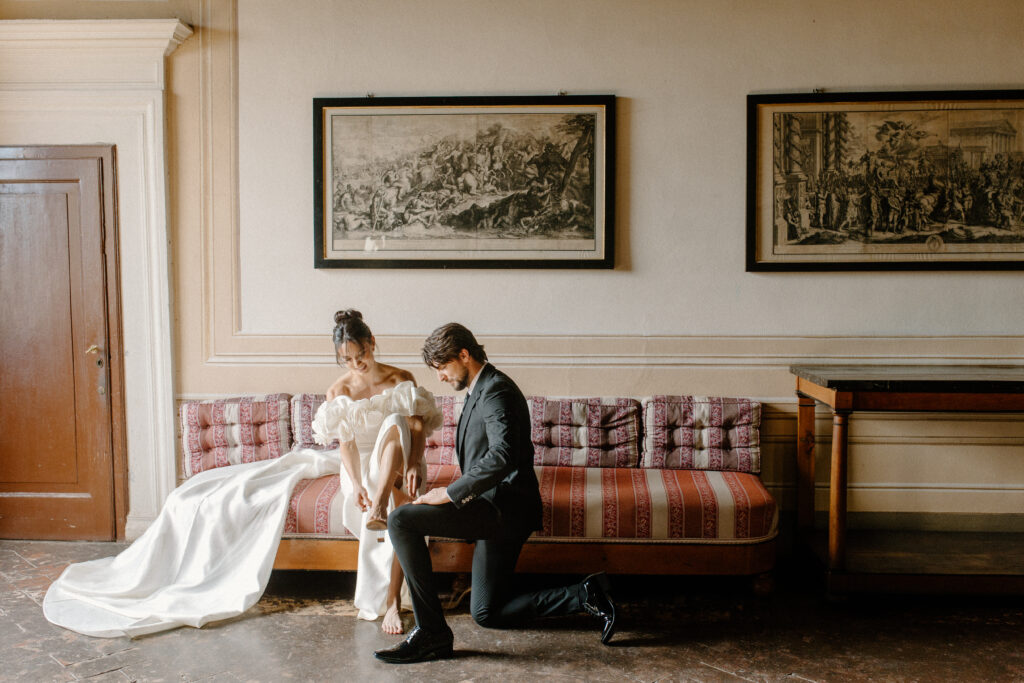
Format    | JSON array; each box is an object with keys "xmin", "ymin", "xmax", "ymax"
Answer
[{"xmin": 3, "ymin": 540, "xmax": 1024, "ymax": 682}]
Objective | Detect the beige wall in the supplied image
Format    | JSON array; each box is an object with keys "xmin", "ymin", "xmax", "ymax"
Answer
[{"xmin": 10, "ymin": 1, "xmax": 1024, "ymax": 527}]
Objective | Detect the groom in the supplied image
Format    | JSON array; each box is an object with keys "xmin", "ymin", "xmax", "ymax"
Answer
[{"xmin": 375, "ymin": 323, "xmax": 616, "ymax": 664}]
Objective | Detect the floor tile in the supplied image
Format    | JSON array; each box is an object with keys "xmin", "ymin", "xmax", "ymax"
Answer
[{"xmin": 3, "ymin": 540, "xmax": 1024, "ymax": 682}]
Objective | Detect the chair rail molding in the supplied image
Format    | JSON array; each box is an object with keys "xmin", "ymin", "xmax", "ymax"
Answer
[{"xmin": 0, "ymin": 19, "xmax": 193, "ymax": 538}]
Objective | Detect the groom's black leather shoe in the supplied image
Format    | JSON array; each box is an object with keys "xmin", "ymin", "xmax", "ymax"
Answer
[
  {"xmin": 581, "ymin": 571, "xmax": 617, "ymax": 645},
  {"xmin": 373, "ymin": 626, "xmax": 454, "ymax": 664}
]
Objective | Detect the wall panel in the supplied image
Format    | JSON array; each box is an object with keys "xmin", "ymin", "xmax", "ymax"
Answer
[{"xmin": 165, "ymin": 1, "xmax": 1024, "ymax": 531}]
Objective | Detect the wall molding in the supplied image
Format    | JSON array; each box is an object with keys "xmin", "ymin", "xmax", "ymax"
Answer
[
  {"xmin": 0, "ymin": 19, "xmax": 191, "ymax": 90},
  {"xmin": 190, "ymin": 1, "xmax": 1024, "ymax": 386},
  {"xmin": 0, "ymin": 19, "xmax": 193, "ymax": 539},
  {"xmin": 174, "ymin": 1, "xmax": 1024, "ymax": 528},
  {"xmin": 202, "ymin": 332, "xmax": 1024, "ymax": 368}
]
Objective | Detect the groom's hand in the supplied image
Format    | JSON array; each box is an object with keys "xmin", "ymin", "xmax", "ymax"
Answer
[
  {"xmin": 406, "ymin": 469, "xmax": 421, "ymax": 496},
  {"xmin": 413, "ymin": 487, "xmax": 452, "ymax": 506}
]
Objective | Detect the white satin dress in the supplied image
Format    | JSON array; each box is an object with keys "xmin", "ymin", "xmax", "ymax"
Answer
[
  {"xmin": 311, "ymin": 381, "xmax": 441, "ymax": 621},
  {"xmin": 43, "ymin": 381, "xmax": 440, "ymax": 638}
]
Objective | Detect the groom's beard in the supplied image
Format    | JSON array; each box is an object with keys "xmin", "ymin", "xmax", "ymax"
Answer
[{"xmin": 451, "ymin": 367, "xmax": 469, "ymax": 391}]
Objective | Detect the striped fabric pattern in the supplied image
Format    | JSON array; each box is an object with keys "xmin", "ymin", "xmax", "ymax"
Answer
[
  {"xmin": 641, "ymin": 396, "xmax": 762, "ymax": 473},
  {"xmin": 282, "ymin": 475, "xmax": 344, "ymax": 535},
  {"xmin": 180, "ymin": 394, "xmax": 292, "ymax": 477},
  {"xmin": 424, "ymin": 395, "xmax": 463, "ymax": 465},
  {"xmin": 534, "ymin": 465, "xmax": 777, "ymax": 542},
  {"xmin": 290, "ymin": 393, "xmax": 337, "ymax": 450},
  {"xmin": 282, "ymin": 462, "xmax": 463, "ymax": 535},
  {"xmin": 528, "ymin": 396, "xmax": 641, "ymax": 467},
  {"xmin": 280, "ymin": 462, "xmax": 775, "ymax": 542}
]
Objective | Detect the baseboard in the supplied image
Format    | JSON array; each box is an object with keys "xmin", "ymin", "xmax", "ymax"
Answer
[
  {"xmin": 125, "ymin": 515, "xmax": 156, "ymax": 541},
  {"xmin": 813, "ymin": 511, "xmax": 1024, "ymax": 533}
]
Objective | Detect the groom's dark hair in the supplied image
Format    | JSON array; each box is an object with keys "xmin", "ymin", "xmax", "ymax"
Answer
[{"xmin": 422, "ymin": 322, "xmax": 488, "ymax": 368}]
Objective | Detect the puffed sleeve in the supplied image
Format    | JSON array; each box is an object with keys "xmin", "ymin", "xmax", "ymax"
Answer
[
  {"xmin": 312, "ymin": 382, "xmax": 443, "ymax": 446},
  {"xmin": 311, "ymin": 395, "xmax": 359, "ymax": 445},
  {"xmin": 381, "ymin": 382, "xmax": 443, "ymax": 435}
]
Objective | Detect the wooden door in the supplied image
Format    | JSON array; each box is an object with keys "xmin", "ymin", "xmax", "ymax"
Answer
[{"xmin": 0, "ymin": 146, "xmax": 125, "ymax": 540}]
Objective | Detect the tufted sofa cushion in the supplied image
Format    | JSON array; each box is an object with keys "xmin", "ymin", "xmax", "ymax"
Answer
[
  {"xmin": 535, "ymin": 465, "xmax": 776, "ymax": 542},
  {"xmin": 180, "ymin": 394, "xmax": 292, "ymax": 477},
  {"xmin": 290, "ymin": 393, "xmax": 337, "ymax": 450},
  {"xmin": 289, "ymin": 393, "xmax": 644, "ymax": 469},
  {"xmin": 641, "ymin": 396, "xmax": 761, "ymax": 473},
  {"xmin": 424, "ymin": 395, "xmax": 463, "ymax": 465},
  {"xmin": 528, "ymin": 397, "xmax": 641, "ymax": 467}
]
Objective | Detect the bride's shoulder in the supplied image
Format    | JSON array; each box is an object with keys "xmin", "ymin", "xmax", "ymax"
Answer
[
  {"xmin": 382, "ymin": 365, "xmax": 417, "ymax": 388},
  {"xmin": 326, "ymin": 372, "xmax": 362, "ymax": 401}
]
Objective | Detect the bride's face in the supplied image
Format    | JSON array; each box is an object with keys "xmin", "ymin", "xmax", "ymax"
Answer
[{"xmin": 337, "ymin": 339, "xmax": 375, "ymax": 374}]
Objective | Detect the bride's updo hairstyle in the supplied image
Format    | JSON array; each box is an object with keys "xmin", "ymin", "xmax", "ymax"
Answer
[{"xmin": 332, "ymin": 309, "xmax": 374, "ymax": 354}]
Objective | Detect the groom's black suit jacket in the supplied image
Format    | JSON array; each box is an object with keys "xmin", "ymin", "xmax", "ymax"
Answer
[{"xmin": 445, "ymin": 363, "xmax": 543, "ymax": 534}]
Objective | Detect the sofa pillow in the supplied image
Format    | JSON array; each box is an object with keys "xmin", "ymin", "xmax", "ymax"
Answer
[
  {"xmin": 290, "ymin": 393, "xmax": 337, "ymax": 450},
  {"xmin": 528, "ymin": 397, "xmax": 641, "ymax": 468},
  {"xmin": 424, "ymin": 395, "xmax": 463, "ymax": 465},
  {"xmin": 641, "ymin": 396, "xmax": 761, "ymax": 473},
  {"xmin": 180, "ymin": 394, "xmax": 292, "ymax": 477},
  {"xmin": 294, "ymin": 392, "xmax": 462, "ymax": 464}
]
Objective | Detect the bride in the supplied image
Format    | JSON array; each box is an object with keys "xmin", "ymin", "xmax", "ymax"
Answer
[
  {"xmin": 315, "ymin": 309, "xmax": 440, "ymax": 633},
  {"xmin": 43, "ymin": 309, "xmax": 441, "ymax": 638}
]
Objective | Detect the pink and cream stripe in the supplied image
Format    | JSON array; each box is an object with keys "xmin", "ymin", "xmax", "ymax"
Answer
[{"xmin": 534, "ymin": 466, "xmax": 777, "ymax": 542}]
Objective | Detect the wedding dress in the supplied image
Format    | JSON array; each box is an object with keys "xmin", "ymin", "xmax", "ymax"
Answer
[
  {"xmin": 43, "ymin": 381, "xmax": 440, "ymax": 638},
  {"xmin": 311, "ymin": 381, "xmax": 441, "ymax": 621}
]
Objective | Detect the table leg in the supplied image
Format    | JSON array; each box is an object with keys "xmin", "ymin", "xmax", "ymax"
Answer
[
  {"xmin": 796, "ymin": 393, "xmax": 816, "ymax": 532},
  {"xmin": 828, "ymin": 410, "xmax": 850, "ymax": 571}
]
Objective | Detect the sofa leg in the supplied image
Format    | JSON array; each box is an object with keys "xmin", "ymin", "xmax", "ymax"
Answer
[{"xmin": 751, "ymin": 571, "xmax": 774, "ymax": 596}]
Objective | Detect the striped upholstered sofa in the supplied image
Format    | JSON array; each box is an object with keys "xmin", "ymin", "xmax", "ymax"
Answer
[{"xmin": 180, "ymin": 393, "xmax": 777, "ymax": 580}]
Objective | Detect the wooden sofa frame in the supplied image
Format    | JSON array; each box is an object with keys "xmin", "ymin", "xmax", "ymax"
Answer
[{"xmin": 274, "ymin": 537, "xmax": 776, "ymax": 577}]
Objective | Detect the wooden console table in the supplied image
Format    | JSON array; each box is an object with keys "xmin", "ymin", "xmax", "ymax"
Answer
[{"xmin": 791, "ymin": 364, "xmax": 1024, "ymax": 593}]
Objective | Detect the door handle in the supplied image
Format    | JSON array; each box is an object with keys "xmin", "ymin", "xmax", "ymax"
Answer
[{"xmin": 85, "ymin": 345, "xmax": 106, "ymax": 393}]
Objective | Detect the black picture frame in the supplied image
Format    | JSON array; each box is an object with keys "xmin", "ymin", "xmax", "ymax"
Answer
[
  {"xmin": 314, "ymin": 95, "xmax": 615, "ymax": 268},
  {"xmin": 747, "ymin": 89, "xmax": 1024, "ymax": 271}
]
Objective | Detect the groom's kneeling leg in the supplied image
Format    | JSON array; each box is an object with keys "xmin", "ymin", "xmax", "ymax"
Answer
[
  {"xmin": 470, "ymin": 537, "xmax": 585, "ymax": 628},
  {"xmin": 470, "ymin": 537, "xmax": 528, "ymax": 629}
]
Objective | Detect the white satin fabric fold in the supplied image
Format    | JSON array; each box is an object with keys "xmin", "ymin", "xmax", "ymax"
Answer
[
  {"xmin": 43, "ymin": 448, "xmax": 338, "ymax": 638},
  {"xmin": 44, "ymin": 382, "xmax": 440, "ymax": 638}
]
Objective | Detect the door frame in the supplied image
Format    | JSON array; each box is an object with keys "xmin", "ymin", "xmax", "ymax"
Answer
[{"xmin": 0, "ymin": 145, "xmax": 129, "ymax": 539}]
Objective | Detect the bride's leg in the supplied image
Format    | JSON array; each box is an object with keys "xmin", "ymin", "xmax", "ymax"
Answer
[
  {"xmin": 381, "ymin": 552, "xmax": 405, "ymax": 634},
  {"xmin": 391, "ymin": 485, "xmax": 413, "ymax": 507},
  {"xmin": 366, "ymin": 425, "xmax": 404, "ymax": 529},
  {"xmin": 382, "ymin": 470, "xmax": 415, "ymax": 633}
]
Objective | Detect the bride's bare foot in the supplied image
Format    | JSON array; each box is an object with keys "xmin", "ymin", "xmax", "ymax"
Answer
[{"xmin": 382, "ymin": 603, "xmax": 404, "ymax": 635}]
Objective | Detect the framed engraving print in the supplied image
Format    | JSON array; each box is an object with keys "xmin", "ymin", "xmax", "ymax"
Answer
[
  {"xmin": 747, "ymin": 90, "xmax": 1024, "ymax": 271},
  {"xmin": 314, "ymin": 95, "xmax": 615, "ymax": 268}
]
